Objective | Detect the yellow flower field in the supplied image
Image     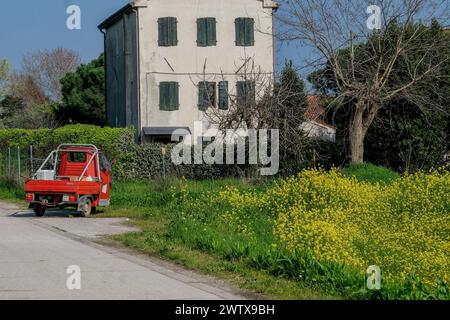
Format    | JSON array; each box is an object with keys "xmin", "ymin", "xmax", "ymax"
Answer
[{"xmin": 217, "ymin": 169, "xmax": 450, "ymax": 288}]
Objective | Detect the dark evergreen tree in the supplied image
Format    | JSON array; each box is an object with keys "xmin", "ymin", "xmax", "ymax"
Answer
[{"xmin": 56, "ymin": 53, "xmax": 105, "ymax": 126}]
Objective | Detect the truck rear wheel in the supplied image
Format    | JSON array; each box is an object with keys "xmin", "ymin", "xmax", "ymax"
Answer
[
  {"xmin": 34, "ymin": 205, "xmax": 46, "ymax": 217},
  {"xmin": 80, "ymin": 199, "xmax": 92, "ymax": 217}
]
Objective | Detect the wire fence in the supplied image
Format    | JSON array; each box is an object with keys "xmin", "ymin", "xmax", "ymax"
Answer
[{"xmin": 0, "ymin": 146, "xmax": 49, "ymax": 183}]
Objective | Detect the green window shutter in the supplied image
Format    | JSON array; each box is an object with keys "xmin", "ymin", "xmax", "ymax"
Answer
[
  {"xmin": 197, "ymin": 19, "xmax": 207, "ymax": 46},
  {"xmin": 169, "ymin": 82, "xmax": 179, "ymax": 110},
  {"xmin": 160, "ymin": 82, "xmax": 179, "ymax": 111},
  {"xmin": 160, "ymin": 82, "xmax": 169, "ymax": 110},
  {"xmin": 206, "ymin": 18, "xmax": 217, "ymax": 46},
  {"xmin": 168, "ymin": 17, "xmax": 178, "ymax": 46},
  {"xmin": 235, "ymin": 18, "xmax": 254, "ymax": 46},
  {"xmin": 198, "ymin": 81, "xmax": 209, "ymax": 111},
  {"xmin": 198, "ymin": 18, "xmax": 216, "ymax": 46},
  {"xmin": 218, "ymin": 81, "xmax": 229, "ymax": 110},
  {"xmin": 158, "ymin": 17, "xmax": 177, "ymax": 46},
  {"xmin": 246, "ymin": 18, "xmax": 255, "ymax": 46},
  {"xmin": 158, "ymin": 18, "xmax": 167, "ymax": 46},
  {"xmin": 235, "ymin": 18, "xmax": 245, "ymax": 46},
  {"xmin": 237, "ymin": 81, "xmax": 255, "ymax": 107}
]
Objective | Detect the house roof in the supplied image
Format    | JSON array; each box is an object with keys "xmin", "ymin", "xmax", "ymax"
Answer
[
  {"xmin": 305, "ymin": 96, "xmax": 325, "ymax": 120},
  {"xmin": 305, "ymin": 96, "xmax": 336, "ymax": 129},
  {"xmin": 98, "ymin": 0, "xmax": 279, "ymax": 30},
  {"xmin": 98, "ymin": 3, "xmax": 133, "ymax": 30}
]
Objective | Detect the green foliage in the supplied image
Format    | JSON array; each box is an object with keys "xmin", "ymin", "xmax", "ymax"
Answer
[
  {"xmin": 0, "ymin": 96, "xmax": 56, "ymax": 129},
  {"xmin": 275, "ymin": 60, "xmax": 310, "ymax": 176},
  {"xmin": 0, "ymin": 177, "xmax": 24, "ymax": 200},
  {"xmin": 278, "ymin": 60, "xmax": 308, "ymax": 116},
  {"xmin": 0, "ymin": 125, "xmax": 251, "ymax": 180},
  {"xmin": 364, "ymin": 21, "xmax": 450, "ymax": 171},
  {"xmin": 57, "ymin": 54, "xmax": 105, "ymax": 126},
  {"xmin": 0, "ymin": 125, "xmax": 134, "ymax": 174},
  {"xmin": 309, "ymin": 21, "xmax": 450, "ymax": 170},
  {"xmin": 0, "ymin": 59, "xmax": 10, "ymax": 100},
  {"xmin": 342, "ymin": 163, "xmax": 400, "ymax": 184},
  {"xmin": 365, "ymin": 105, "xmax": 449, "ymax": 172},
  {"xmin": 116, "ymin": 142, "xmax": 250, "ymax": 180},
  {"xmin": 0, "ymin": 95, "xmax": 25, "ymax": 121}
]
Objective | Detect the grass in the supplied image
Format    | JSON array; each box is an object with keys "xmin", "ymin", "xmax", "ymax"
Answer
[
  {"xmin": 342, "ymin": 163, "xmax": 400, "ymax": 184},
  {"xmin": 0, "ymin": 178, "xmax": 25, "ymax": 202}
]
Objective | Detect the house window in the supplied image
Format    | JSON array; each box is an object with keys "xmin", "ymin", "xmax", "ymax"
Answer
[
  {"xmin": 236, "ymin": 81, "xmax": 256, "ymax": 107},
  {"xmin": 159, "ymin": 82, "xmax": 179, "ymax": 111},
  {"xmin": 158, "ymin": 17, "xmax": 178, "ymax": 46},
  {"xmin": 235, "ymin": 18, "xmax": 255, "ymax": 46},
  {"xmin": 198, "ymin": 81, "xmax": 216, "ymax": 111},
  {"xmin": 218, "ymin": 81, "xmax": 229, "ymax": 110},
  {"xmin": 197, "ymin": 18, "xmax": 217, "ymax": 47}
]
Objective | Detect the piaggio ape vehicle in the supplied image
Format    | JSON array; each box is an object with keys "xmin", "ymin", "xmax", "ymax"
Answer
[{"xmin": 24, "ymin": 144, "xmax": 111, "ymax": 217}]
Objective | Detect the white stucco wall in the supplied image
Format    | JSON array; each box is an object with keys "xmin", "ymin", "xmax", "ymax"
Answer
[
  {"xmin": 300, "ymin": 121, "xmax": 337, "ymax": 142},
  {"xmin": 135, "ymin": 0, "xmax": 276, "ymax": 140}
]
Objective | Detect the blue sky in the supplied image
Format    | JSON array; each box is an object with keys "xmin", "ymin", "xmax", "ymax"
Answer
[{"xmin": 0, "ymin": 0, "xmax": 298, "ymax": 73}]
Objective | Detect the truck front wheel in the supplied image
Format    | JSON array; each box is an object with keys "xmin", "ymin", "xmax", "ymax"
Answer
[{"xmin": 34, "ymin": 205, "xmax": 46, "ymax": 217}]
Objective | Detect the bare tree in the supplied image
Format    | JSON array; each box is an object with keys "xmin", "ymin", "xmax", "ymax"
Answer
[
  {"xmin": 21, "ymin": 47, "xmax": 81, "ymax": 101},
  {"xmin": 278, "ymin": 0, "xmax": 450, "ymax": 163},
  {"xmin": 10, "ymin": 72, "xmax": 48, "ymax": 106},
  {"xmin": 205, "ymin": 57, "xmax": 315, "ymax": 174},
  {"xmin": 205, "ymin": 58, "xmax": 277, "ymax": 131}
]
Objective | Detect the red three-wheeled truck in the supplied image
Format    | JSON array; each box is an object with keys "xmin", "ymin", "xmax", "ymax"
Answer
[{"xmin": 24, "ymin": 144, "xmax": 111, "ymax": 217}]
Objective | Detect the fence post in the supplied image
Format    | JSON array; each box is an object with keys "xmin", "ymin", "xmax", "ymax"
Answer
[
  {"xmin": 18, "ymin": 146, "xmax": 21, "ymax": 183},
  {"xmin": 8, "ymin": 147, "xmax": 11, "ymax": 177},
  {"xmin": 30, "ymin": 145, "xmax": 34, "ymax": 177}
]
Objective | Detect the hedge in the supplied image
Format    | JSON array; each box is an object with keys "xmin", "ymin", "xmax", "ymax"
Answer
[
  {"xmin": 0, "ymin": 124, "xmax": 133, "ymax": 158},
  {"xmin": 0, "ymin": 125, "xmax": 337, "ymax": 180},
  {"xmin": 0, "ymin": 125, "xmax": 248, "ymax": 180},
  {"xmin": 0, "ymin": 125, "xmax": 134, "ymax": 179}
]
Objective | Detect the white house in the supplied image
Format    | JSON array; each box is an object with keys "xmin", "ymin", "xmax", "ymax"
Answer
[
  {"xmin": 98, "ymin": 0, "xmax": 278, "ymax": 143},
  {"xmin": 301, "ymin": 96, "xmax": 336, "ymax": 142}
]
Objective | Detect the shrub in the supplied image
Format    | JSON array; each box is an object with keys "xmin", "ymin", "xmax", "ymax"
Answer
[{"xmin": 0, "ymin": 124, "xmax": 133, "ymax": 158}]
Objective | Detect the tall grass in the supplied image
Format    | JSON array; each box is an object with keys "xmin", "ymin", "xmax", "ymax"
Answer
[
  {"xmin": 342, "ymin": 163, "xmax": 400, "ymax": 184},
  {"xmin": 0, "ymin": 178, "xmax": 25, "ymax": 200}
]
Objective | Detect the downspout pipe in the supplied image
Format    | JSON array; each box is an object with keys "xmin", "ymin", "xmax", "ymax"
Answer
[
  {"xmin": 131, "ymin": 7, "xmax": 142, "ymax": 143},
  {"xmin": 99, "ymin": 28, "xmax": 108, "ymax": 127}
]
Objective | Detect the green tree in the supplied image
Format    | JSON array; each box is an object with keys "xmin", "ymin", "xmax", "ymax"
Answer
[
  {"xmin": 0, "ymin": 59, "xmax": 10, "ymax": 101},
  {"xmin": 309, "ymin": 21, "xmax": 450, "ymax": 170},
  {"xmin": 275, "ymin": 60, "xmax": 310, "ymax": 174},
  {"xmin": 280, "ymin": 1, "xmax": 449, "ymax": 163},
  {"xmin": 0, "ymin": 95, "xmax": 57, "ymax": 129},
  {"xmin": 56, "ymin": 53, "xmax": 105, "ymax": 126}
]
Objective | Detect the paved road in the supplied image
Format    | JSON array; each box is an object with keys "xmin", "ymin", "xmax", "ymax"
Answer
[{"xmin": 0, "ymin": 203, "xmax": 247, "ymax": 300}]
